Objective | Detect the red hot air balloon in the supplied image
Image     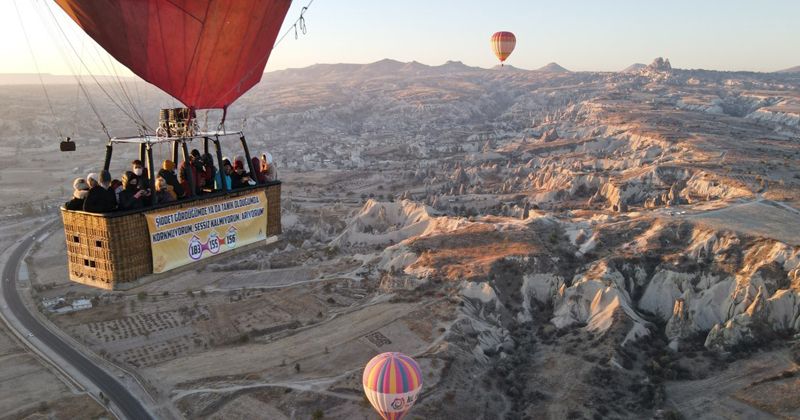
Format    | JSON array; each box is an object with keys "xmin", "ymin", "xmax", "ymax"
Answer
[
  {"xmin": 363, "ymin": 352, "xmax": 423, "ymax": 420},
  {"xmin": 490, "ymin": 31, "xmax": 516, "ymax": 66},
  {"xmin": 53, "ymin": 0, "xmax": 292, "ymax": 111}
]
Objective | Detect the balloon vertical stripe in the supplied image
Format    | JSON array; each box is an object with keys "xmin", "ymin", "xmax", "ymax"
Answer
[
  {"xmin": 491, "ymin": 31, "xmax": 516, "ymax": 64},
  {"xmin": 363, "ymin": 352, "xmax": 423, "ymax": 420}
]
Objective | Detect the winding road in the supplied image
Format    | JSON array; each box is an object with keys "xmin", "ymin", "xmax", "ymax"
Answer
[{"xmin": 1, "ymin": 223, "xmax": 153, "ymax": 420}]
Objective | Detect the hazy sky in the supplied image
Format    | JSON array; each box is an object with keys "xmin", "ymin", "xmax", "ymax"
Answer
[{"xmin": 2, "ymin": 0, "xmax": 799, "ymax": 76}]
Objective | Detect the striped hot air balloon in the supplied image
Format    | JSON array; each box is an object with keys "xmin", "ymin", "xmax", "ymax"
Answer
[
  {"xmin": 491, "ymin": 31, "xmax": 516, "ymax": 66},
  {"xmin": 363, "ymin": 352, "xmax": 423, "ymax": 420}
]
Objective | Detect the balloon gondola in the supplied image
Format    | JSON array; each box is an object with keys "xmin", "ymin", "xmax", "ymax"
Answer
[
  {"xmin": 54, "ymin": 0, "xmax": 291, "ymax": 289},
  {"xmin": 60, "ymin": 137, "xmax": 76, "ymax": 152}
]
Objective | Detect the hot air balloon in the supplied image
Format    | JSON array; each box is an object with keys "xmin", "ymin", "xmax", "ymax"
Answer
[
  {"xmin": 54, "ymin": 0, "xmax": 291, "ymax": 290},
  {"xmin": 490, "ymin": 31, "xmax": 516, "ymax": 66},
  {"xmin": 54, "ymin": 0, "xmax": 291, "ymax": 110},
  {"xmin": 363, "ymin": 352, "xmax": 423, "ymax": 420}
]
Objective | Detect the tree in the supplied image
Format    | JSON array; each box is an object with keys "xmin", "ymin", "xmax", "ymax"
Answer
[
  {"xmin": 312, "ymin": 409, "xmax": 324, "ymax": 420},
  {"xmin": 294, "ymin": 362, "xmax": 301, "ymax": 373},
  {"xmin": 137, "ymin": 291, "xmax": 147, "ymax": 300}
]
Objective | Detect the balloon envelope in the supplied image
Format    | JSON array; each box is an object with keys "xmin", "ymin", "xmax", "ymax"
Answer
[
  {"xmin": 490, "ymin": 31, "xmax": 516, "ymax": 63},
  {"xmin": 54, "ymin": 0, "xmax": 292, "ymax": 110},
  {"xmin": 363, "ymin": 352, "xmax": 423, "ymax": 420}
]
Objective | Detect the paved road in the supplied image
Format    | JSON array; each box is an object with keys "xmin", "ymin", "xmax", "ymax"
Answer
[{"xmin": 2, "ymin": 224, "xmax": 153, "ymax": 420}]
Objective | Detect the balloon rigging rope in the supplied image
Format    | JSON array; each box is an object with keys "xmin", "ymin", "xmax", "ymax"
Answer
[
  {"xmin": 90, "ymin": 42, "xmax": 152, "ymax": 132},
  {"xmin": 276, "ymin": 0, "xmax": 313, "ymax": 47},
  {"xmin": 42, "ymin": 1, "xmax": 148, "ymax": 136},
  {"xmin": 32, "ymin": 1, "xmax": 110, "ymax": 139},
  {"xmin": 216, "ymin": 0, "xmax": 315, "ymax": 122},
  {"xmin": 12, "ymin": 0, "xmax": 63, "ymax": 140}
]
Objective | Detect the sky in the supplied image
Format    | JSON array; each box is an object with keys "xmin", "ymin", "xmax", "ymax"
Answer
[{"xmin": 2, "ymin": 0, "xmax": 799, "ymax": 76}]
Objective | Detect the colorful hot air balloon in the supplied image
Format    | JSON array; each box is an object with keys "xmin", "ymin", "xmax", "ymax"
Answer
[
  {"xmin": 363, "ymin": 352, "xmax": 423, "ymax": 420},
  {"xmin": 490, "ymin": 31, "xmax": 516, "ymax": 66},
  {"xmin": 53, "ymin": 0, "xmax": 292, "ymax": 110}
]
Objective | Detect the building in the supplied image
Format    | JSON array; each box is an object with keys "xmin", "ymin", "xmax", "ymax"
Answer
[{"xmin": 71, "ymin": 299, "xmax": 92, "ymax": 311}]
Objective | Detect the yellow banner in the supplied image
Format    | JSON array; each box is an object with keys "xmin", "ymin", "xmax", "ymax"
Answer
[{"xmin": 145, "ymin": 190, "xmax": 268, "ymax": 273}]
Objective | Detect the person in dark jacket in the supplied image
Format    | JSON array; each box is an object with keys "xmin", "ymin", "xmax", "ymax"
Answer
[
  {"xmin": 229, "ymin": 160, "xmax": 247, "ymax": 189},
  {"xmin": 64, "ymin": 177, "xmax": 89, "ymax": 210},
  {"xmin": 190, "ymin": 149, "xmax": 208, "ymax": 193},
  {"xmin": 202, "ymin": 153, "xmax": 219, "ymax": 192},
  {"xmin": 117, "ymin": 171, "xmax": 150, "ymax": 211},
  {"xmin": 158, "ymin": 159, "xmax": 184, "ymax": 198},
  {"xmin": 130, "ymin": 159, "xmax": 150, "ymax": 191},
  {"xmin": 83, "ymin": 170, "xmax": 117, "ymax": 213},
  {"xmin": 251, "ymin": 156, "xmax": 265, "ymax": 184}
]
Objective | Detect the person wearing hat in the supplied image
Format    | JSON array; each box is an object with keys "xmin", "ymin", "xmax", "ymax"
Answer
[
  {"xmin": 64, "ymin": 177, "xmax": 90, "ymax": 210},
  {"xmin": 158, "ymin": 159, "xmax": 184, "ymax": 198},
  {"xmin": 83, "ymin": 170, "xmax": 117, "ymax": 213}
]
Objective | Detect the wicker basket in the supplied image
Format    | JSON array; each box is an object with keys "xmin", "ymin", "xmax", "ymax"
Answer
[{"xmin": 61, "ymin": 182, "xmax": 281, "ymax": 290}]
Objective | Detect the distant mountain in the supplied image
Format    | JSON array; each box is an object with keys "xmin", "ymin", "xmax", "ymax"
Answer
[
  {"xmin": 491, "ymin": 64, "xmax": 526, "ymax": 71},
  {"xmin": 621, "ymin": 63, "xmax": 647, "ymax": 73},
  {"xmin": 265, "ymin": 59, "xmax": 483, "ymax": 82},
  {"xmin": 536, "ymin": 62, "xmax": 570, "ymax": 73},
  {"xmin": 434, "ymin": 60, "xmax": 481, "ymax": 73},
  {"xmin": 0, "ymin": 73, "xmax": 136, "ymax": 85},
  {"xmin": 776, "ymin": 65, "xmax": 800, "ymax": 73}
]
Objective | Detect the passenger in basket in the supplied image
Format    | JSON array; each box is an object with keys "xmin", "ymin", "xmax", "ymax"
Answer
[
  {"xmin": 179, "ymin": 157, "xmax": 204, "ymax": 198},
  {"xmin": 83, "ymin": 170, "xmax": 117, "ymax": 213},
  {"xmin": 110, "ymin": 179, "xmax": 123, "ymax": 203},
  {"xmin": 64, "ymin": 177, "xmax": 89, "ymax": 210},
  {"xmin": 118, "ymin": 171, "xmax": 150, "ymax": 211},
  {"xmin": 202, "ymin": 153, "xmax": 219, "ymax": 191},
  {"xmin": 260, "ymin": 153, "xmax": 276, "ymax": 182},
  {"xmin": 155, "ymin": 176, "xmax": 177, "ymax": 203},
  {"xmin": 232, "ymin": 159, "xmax": 254, "ymax": 188},
  {"xmin": 130, "ymin": 159, "xmax": 149, "ymax": 191},
  {"xmin": 251, "ymin": 157, "xmax": 266, "ymax": 184},
  {"xmin": 227, "ymin": 160, "xmax": 243, "ymax": 189},
  {"xmin": 158, "ymin": 159, "xmax": 184, "ymax": 198},
  {"xmin": 218, "ymin": 159, "xmax": 233, "ymax": 190}
]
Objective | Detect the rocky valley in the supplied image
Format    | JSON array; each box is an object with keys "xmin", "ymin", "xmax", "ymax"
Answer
[{"xmin": 1, "ymin": 57, "xmax": 799, "ymax": 419}]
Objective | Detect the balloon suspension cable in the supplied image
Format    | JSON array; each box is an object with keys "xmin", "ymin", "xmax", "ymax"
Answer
[
  {"xmin": 32, "ymin": 1, "xmax": 111, "ymax": 138},
  {"xmin": 276, "ymin": 0, "xmax": 313, "ymax": 46},
  {"xmin": 218, "ymin": 107, "xmax": 228, "ymax": 133},
  {"xmin": 41, "ymin": 1, "xmax": 148, "ymax": 130},
  {"xmin": 218, "ymin": 0, "xmax": 315, "ymax": 104},
  {"xmin": 12, "ymin": 0, "xmax": 63, "ymax": 140}
]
